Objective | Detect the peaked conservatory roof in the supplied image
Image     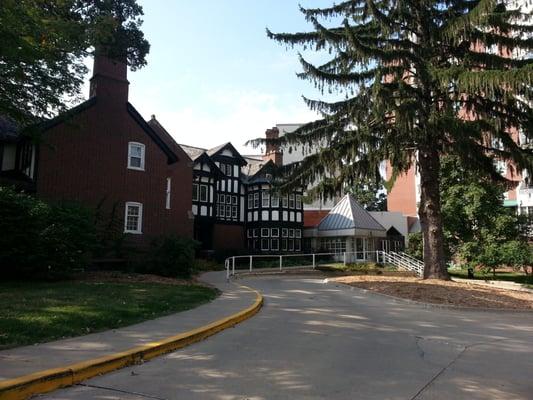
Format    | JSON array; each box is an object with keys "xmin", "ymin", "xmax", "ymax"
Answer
[{"xmin": 318, "ymin": 194, "xmax": 386, "ymax": 232}]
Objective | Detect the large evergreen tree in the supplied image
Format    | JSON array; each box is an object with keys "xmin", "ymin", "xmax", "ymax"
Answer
[
  {"xmin": 0, "ymin": 0, "xmax": 149, "ymax": 127},
  {"xmin": 263, "ymin": 0, "xmax": 533, "ymax": 279}
]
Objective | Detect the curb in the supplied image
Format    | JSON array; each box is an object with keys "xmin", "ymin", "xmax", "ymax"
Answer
[
  {"xmin": 325, "ymin": 279, "xmax": 533, "ymax": 313},
  {"xmin": 0, "ymin": 283, "xmax": 263, "ymax": 400}
]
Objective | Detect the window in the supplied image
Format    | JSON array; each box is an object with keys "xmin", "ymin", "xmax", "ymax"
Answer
[
  {"xmin": 253, "ymin": 229, "xmax": 259, "ymax": 238},
  {"xmin": 254, "ymin": 192, "xmax": 260, "ymax": 208},
  {"xmin": 271, "ymin": 195, "xmax": 279, "ymax": 207},
  {"xmin": 289, "ymin": 195, "xmax": 295, "ymax": 209},
  {"xmin": 225, "ymin": 164, "xmax": 232, "ymax": 177},
  {"xmin": 271, "ymin": 228, "xmax": 279, "ymax": 237},
  {"xmin": 220, "ymin": 194, "xmax": 225, "ymax": 204},
  {"xmin": 262, "ymin": 191, "xmax": 270, "ymax": 208},
  {"xmin": 232, "ymin": 206, "xmax": 238, "ymax": 218},
  {"xmin": 282, "ymin": 239, "xmax": 288, "ymax": 251},
  {"xmin": 282, "ymin": 228, "xmax": 288, "ymax": 238},
  {"xmin": 247, "ymin": 229, "xmax": 253, "ymax": 238},
  {"xmin": 289, "ymin": 229, "xmax": 295, "ymax": 238},
  {"xmin": 289, "ymin": 239, "xmax": 294, "ymax": 251},
  {"xmin": 192, "ymin": 184, "xmax": 199, "ymax": 201},
  {"xmin": 282, "ymin": 196, "xmax": 288, "ymax": 208},
  {"xmin": 261, "ymin": 228, "xmax": 270, "ymax": 237},
  {"xmin": 124, "ymin": 202, "xmax": 142, "ymax": 234},
  {"xmin": 248, "ymin": 194, "xmax": 254, "ymax": 209},
  {"xmin": 261, "ymin": 238, "xmax": 270, "ymax": 251},
  {"xmin": 165, "ymin": 178, "xmax": 171, "ymax": 209},
  {"xmin": 226, "ymin": 205, "xmax": 231, "ymax": 217},
  {"xmin": 296, "ymin": 195, "xmax": 302, "ymax": 209},
  {"xmin": 219, "ymin": 204, "xmax": 225, "ymax": 217},
  {"xmin": 232, "ymin": 196, "xmax": 238, "ymax": 205},
  {"xmin": 296, "ymin": 229, "xmax": 301, "ymax": 238},
  {"xmin": 200, "ymin": 185, "xmax": 208, "ymax": 202},
  {"xmin": 295, "ymin": 239, "xmax": 301, "ymax": 251},
  {"xmin": 271, "ymin": 239, "xmax": 279, "ymax": 251},
  {"xmin": 128, "ymin": 142, "xmax": 145, "ymax": 170}
]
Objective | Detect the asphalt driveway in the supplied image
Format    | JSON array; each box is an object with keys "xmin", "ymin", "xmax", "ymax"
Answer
[{"xmin": 43, "ymin": 275, "xmax": 533, "ymax": 400}]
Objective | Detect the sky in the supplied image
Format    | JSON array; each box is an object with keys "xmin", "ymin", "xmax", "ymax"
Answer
[{"xmin": 81, "ymin": 1, "xmax": 335, "ymax": 155}]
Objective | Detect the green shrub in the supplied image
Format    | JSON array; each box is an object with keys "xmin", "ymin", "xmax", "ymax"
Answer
[
  {"xmin": 0, "ymin": 187, "xmax": 97, "ymax": 279},
  {"xmin": 406, "ymin": 232, "xmax": 423, "ymax": 260},
  {"xmin": 142, "ymin": 236, "xmax": 199, "ymax": 278}
]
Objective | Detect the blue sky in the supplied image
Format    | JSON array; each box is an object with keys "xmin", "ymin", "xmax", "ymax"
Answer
[{"xmin": 83, "ymin": 1, "xmax": 334, "ymax": 154}]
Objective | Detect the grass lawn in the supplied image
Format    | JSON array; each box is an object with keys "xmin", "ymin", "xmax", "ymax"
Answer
[
  {"xmin": 0, "ymin": 280, "xmax": 218, "ymax": 349},
  {"xmin": 448, "ymin": 268, "xmax": 533, "ymax": 288}
]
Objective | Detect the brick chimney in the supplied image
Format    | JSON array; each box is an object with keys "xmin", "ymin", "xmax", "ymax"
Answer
[
  {"xmin": 89, "ymin": 50, "xmax": 129, "ymax": 103},
  {"xmin": 263, "ymin": 127, "xmax": 283, "ymax": 166}
]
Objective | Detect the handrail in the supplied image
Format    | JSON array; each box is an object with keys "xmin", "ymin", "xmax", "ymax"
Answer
[
  {"xmin": 225, "ymin": 250, "xmax": 425, "ymax": 279},
  {"xmin": 391, "ymin": 251, "xmax": 424, "ymax": 270}
]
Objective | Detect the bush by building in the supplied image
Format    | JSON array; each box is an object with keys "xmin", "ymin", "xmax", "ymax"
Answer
[{"xmin": 0, "ymin": 187, "xmax": 98, "ymax": 279}]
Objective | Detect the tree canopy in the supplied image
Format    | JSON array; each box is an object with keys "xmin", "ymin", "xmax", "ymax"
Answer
[
  {"xmin": 261, "ymin": 0, "xmax": 533, "ymax": 279},
  {"xmin": 0, "ymin": 0, "xmax": 149, "ymax": 126}
]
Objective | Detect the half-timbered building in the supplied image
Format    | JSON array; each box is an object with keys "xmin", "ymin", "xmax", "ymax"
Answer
[{"xmin": 178, "ymin": 143, "xmax": 304, "ymax": 254}]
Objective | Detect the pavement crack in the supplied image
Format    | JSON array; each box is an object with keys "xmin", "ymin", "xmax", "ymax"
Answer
[
  {"xmin": 77, "ymin": 383, "xmax": 168, "ymax": 400},
  {"xmin": 409, "ymin": 346, "xmax": 467, "ymax": 400},
  {"xmin": 409, "ymin": 337, "xmax": 512, "ymax": 399}
]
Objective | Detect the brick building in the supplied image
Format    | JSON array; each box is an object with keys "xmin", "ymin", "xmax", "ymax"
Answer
[{"xmin": 0, "ymin": 53, "xmax": 194, "ymax": 245}]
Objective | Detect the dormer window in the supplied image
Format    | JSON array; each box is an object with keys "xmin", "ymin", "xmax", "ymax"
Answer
[{"xmin": 128, "ymin": 142, "xmax": 145, "ymax": 170}]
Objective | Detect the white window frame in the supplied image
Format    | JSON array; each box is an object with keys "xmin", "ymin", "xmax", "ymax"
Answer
[
  {"xmin": 282, "ymin": 228, "xmax": 288, "ymax": 238},
  {"xmin": 127, "ymin": 142, "xmax": 145, "ymax": 171},
  {"xmin": 289, "ymin": 195, "xmax": 295, "ymax": 209},
  {"xmin": 261, "ymin": 238, "xmax": 270, "ymax": 251},
  {"xmin": 165, "ymin": 178, "xmax": 171, "ymax": 209},
  {"xmin": 271, "ymin": 238, "xmax": 279, "ymax": 251},
  {"xmin": 254, "ymin": 192, "xmax": 260, "ymax": 208},
  {"xmin": 271, "ymin": 195, "xmax": 279, "ymax": 208},
  {"xmin": 262, "ymin": 191, "xmax": 270, "ymax": 208},
  {"xmin": 192, "ymin": 183, "xmax": 199, "ymax": 201},
  {"xmin": 248, "ymin": 194, "xmax": 254, "ymax": 209},
  {"xmin": 261, "ymin": 228, "xmax": 270, "ymax": 237},
  {"xmin": 271, "ymin": 228, "xmax": 279, "ymax": 237},
  {"xmin": 296, "ymin": 195, "xmax": 302, "ymax": 209},
  {"xmin": 124, "ymin": 202, "xmax": 143, "ymax": 234},
  {"xmin": 200, "ymin": 185, "xmax": 208, "ymax": 202}
]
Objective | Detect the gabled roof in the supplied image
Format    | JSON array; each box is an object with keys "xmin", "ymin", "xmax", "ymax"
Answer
[
  {"xmin": 242, "ymin": 156, "xmax": 267, "ymax": 179},
  {"xmin": 40, "ymin": 97, "xmax": 97, "ymax": 132},
  {"xmin": 126, "ymin": 104, "xmax": 179, "ymax": 164},
  {"xmin": 147, "ymin": 116, "xmax": 191, "ymax": 163},
  {"xmin": 179, "ymin": 144, "xmax": 207, "ymax": 161},
  {"xmin": 318, "ymin": 194, "xmax": 385, "ymax": 232},
  {"xmin": 245, "ymin": 159, "xmax": 276, "ymax": 184},
  {"xmin": 206, "ymin": 142, "xmax": 247, "ymax": 165}
]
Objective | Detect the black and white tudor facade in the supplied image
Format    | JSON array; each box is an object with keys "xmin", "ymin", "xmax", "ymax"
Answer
[{"xmin": 179, "ymin": 142, "xmax": 304, "ymax": 253}]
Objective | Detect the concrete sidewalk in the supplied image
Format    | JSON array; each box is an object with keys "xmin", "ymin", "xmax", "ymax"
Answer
[{"xmin": 0, "ymin": 271, "xmax": 256, "ymax": 381}]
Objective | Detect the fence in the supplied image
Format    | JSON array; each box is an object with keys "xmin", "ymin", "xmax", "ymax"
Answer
[{"xmin": 225, "ymin": 250, "xmax": 424, "ymax": 279}]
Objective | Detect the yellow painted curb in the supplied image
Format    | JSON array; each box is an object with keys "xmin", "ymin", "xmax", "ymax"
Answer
[{"xmin": 0, "ymin": 283, "xmax": 262, "ymax": 400}]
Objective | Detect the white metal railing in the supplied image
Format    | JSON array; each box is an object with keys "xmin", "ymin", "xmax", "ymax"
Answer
[
  {"xmin": 224, "ymin": 250, "xmax": 425, "ymax": 279},
  {"xmin": 225, "ymin": 251, "xmax": 378, "ymax": 279},
  {"xmin": 375, "ymin": 251, "xmax": 424, "ymax": 277}
]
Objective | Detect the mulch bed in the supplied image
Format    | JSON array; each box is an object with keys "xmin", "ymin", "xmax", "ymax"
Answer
[{"xmin": 330, "ymin": 276, "xmax": 533, "ymax": 310}]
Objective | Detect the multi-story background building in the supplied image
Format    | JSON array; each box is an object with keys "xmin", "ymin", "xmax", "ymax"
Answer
[{"xmin": 170, "ymin": 138, "xmax": 305, "ymax": 255}]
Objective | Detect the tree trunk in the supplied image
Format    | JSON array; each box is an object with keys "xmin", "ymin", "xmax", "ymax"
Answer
[{"xmin": 418, "ymin": 147, "xmax": 449, "ymax": 280}]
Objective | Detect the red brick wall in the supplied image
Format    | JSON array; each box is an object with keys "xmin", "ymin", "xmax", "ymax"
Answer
[
  {"xmin": 212, "ymin": 224, "xmax": 245, "ymax": 251},
  {"xmin": 386, "ymin": 162, "xmax": 418, "ymax": 216},
  {"xmin": 36, "ymin": 99, "xmax": 193, "ymax": 245}
]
